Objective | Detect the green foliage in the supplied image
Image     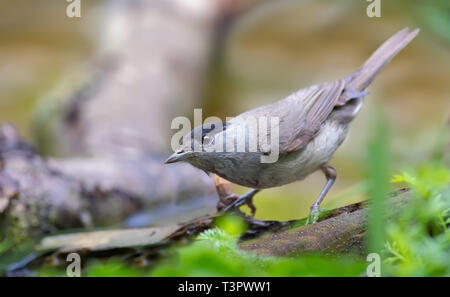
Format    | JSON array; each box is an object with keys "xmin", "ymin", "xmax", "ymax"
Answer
[
  {"xmin": 37, "ymin": 267, "xmax": 68, "ymax": 277},
  {"xmin": 214, "ymin": 214, "xmax": 248, "ymax": 236},
  {"xmin": 0, "ymin": 238, "xmax": 13, "ymax": 256},
  {"xmin": 391, "ymin": 164, "xmax": 450, "ymax": 199},
  {"xmin": 384, "ymin": 164, "xmax": 450, "ymax": 276},
  {"xmin": 151, "ymin": 232, "xmax": 264, "ymax": 277},
  {"xmin": 86, "ymin": 260, "xmax": 145, "ymax": 277},
  {"xmin": 0, "ymin": 240, "xmax": 37, "ymax": 276},
  {"xmin": 366, "ymin": 114, "xmax": 390, "ymax": 255}
]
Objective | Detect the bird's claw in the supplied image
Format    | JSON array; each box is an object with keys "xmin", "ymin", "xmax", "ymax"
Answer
[
  {"xmin": 223, "ymin": 193, "xmax": 257, "ymax": 216},
  {"xmin": 305, "ymin": 206, "xmax": 327, "ymax": 225}
]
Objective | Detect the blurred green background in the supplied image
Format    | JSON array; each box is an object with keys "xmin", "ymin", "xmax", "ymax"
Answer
[{"xmin": 0, "ymin": 0, "xmax": 449, "ymax": 221}]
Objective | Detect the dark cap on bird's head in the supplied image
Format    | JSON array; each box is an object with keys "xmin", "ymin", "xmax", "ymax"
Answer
[{"xmin": 165, "ymin": 122, "xmax": 228, "ymax": 164}]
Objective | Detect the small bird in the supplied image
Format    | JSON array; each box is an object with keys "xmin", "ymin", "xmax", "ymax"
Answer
[{"xmin": 165, "ymin": 28, "xmax": 419, "ymax": 223}]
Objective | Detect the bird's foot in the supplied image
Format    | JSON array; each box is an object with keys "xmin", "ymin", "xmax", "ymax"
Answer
[
  {"xmin": 305, "ymin": 206, "xmax": 328, "ymax": 225},
  {"xmin": 223, "ymin": 190, "xmax": 258, "ymax": 216}
]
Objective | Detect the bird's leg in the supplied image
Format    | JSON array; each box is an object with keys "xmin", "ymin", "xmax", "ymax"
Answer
[
  {"xmin": 223, "ymin": 189, "xmax": 260, "ymax": 216},
  {"xmin": 306, "ymin": 164, "xmax": 337, "ymax": 225}
]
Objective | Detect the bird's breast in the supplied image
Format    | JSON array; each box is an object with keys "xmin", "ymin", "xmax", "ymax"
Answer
[{"xmin": 210, "ymin": 120, "xmax": 349, "ymax": 189}]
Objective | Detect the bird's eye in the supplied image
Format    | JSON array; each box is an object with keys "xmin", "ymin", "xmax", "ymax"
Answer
[{"xmin": 202, "ymin": 135, "xmax": 213, "ymax": 145}]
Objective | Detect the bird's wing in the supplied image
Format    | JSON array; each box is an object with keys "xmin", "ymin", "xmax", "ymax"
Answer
[
  {"xmin": 228, "ymin": 79, "xmax": 345, "ymax": 155},
  {"xmin": 281, "ymin": 79, "xmax": 346, "ymax": 153}
]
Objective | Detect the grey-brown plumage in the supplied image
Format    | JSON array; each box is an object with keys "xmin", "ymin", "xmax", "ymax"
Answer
[{"xmin": 165, "ymin": 28, "xmax": 419, "ymax": 223}]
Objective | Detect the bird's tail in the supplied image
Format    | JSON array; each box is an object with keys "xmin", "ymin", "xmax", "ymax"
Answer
[{"xmin": 345, "ymin": 27, "xmax": 419, "ymax": 92}]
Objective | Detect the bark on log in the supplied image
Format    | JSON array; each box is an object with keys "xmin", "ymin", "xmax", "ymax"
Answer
[{"xmin": 239, "ymin": 189, "xmax": 412, "ymax": 256}]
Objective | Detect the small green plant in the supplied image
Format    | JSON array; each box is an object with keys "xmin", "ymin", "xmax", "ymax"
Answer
[{"xmin": 384, "ymin": 163, "xmax": 450, "ymax": 276}]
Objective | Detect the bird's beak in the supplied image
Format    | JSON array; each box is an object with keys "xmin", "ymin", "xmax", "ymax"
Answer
[{"xmin": 164, "ymin": 150, "xmax": 193, "ymax": 164}]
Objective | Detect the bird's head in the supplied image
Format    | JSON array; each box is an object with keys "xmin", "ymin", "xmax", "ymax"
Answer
[{"xmin": 164, "ymin": 122, "xmax": 227, "ymax": 169}]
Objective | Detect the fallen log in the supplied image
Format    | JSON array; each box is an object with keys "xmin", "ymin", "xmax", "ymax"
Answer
[
  {"xmin": 33, "ymin": 187, "xmax": 412, "ymax": 258},
  {"xmin": 239, "ymin": 189, "xmax": 411, "ymax": 256}
]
